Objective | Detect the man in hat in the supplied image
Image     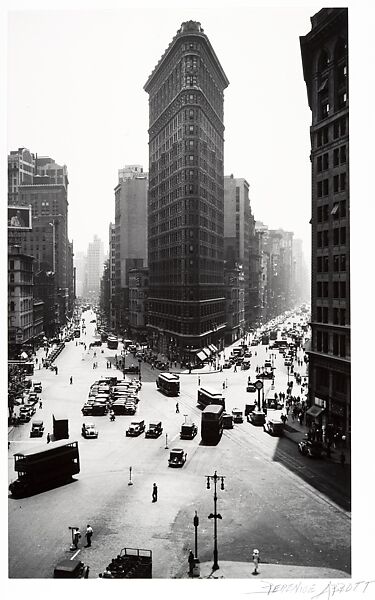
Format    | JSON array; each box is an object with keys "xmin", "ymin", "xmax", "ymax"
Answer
[{"xmin": 252, "ymin": 549, "xmax": 260, "ymax": 575}]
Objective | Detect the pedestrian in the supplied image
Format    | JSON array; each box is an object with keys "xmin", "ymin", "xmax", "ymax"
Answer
[
  {"xmin": 188, "ymin": 550, "xmax": 195, "ymax": 576},
  {"xmin": 252, "ymin": 549, "xmax": 260, "ymax": 575},
  {"xmin": 35, "ymin": 357, "xmax": 38, "ymax": 365},
  {"xmin": 73, "ymin": 528, "xmax": 81, "ymax": 549},
  {"xmin": 176, "ymin": 402, "xmax": 179, "ymax": 413},
  {"xmin": 70, "ymin": 376, "xmax": 73, "ymax": 384},
  {"xmin": 39, "ymin": 400, "xmax": 43, "ymax": 409},
  {"xmin": 55, "ymin": 366, "xmax": 58, "ymax": 375},
  {"xmin": 85, "ymin": 524, "xmax": 93, "ymax": 547},
  {"xmin": 198, "ymin": 376, "xmax": 201, "ymax": 386},
  {"xmin": 222, "ymin": 381, "xmax": 225, "ymax": 390},
  {"xmin": 234, "ymin": 364, "xmax": 237, "ymax": 372},
  {"xmin": 184, "ymin": 452, "xmax": 187, "ymax": 462},
  {"xmin": 46, "ymin": 433, "xmax": 51, "ymax": 443},
  {"xmin": 298, "ymin": 412, "xmax": 303, "ymax": 426},
  {"xmin": 152, "ymin": 482, "xmax": 158, "ymax": 502}
]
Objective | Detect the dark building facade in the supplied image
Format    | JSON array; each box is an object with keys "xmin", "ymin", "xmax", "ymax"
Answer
[
  {"xmin": 144, "ymin": 21, "xmax": 229, "ymax": 359},
  {"xmin": 300, "ymin": 8, "xmax": 350, "ymax": 438}
]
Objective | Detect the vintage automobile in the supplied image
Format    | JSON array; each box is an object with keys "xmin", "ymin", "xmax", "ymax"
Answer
[
  {"xmin": 222, "ymin": 361, "xmax": 232, "ymax": 369},
  {"xmin": 145, "ymin": 422, "xmax": 163, "ymax": 438},
  {"xmin": 241, "ymin": 359, "xmax": 251, "ymax": 370},
  {"xmin": 126, "ymin": 420, "xmax": 145, "ymax": 436},
  {"xmin": 248, "ymin": 411, "xmax": 266, "ymax": 426},
  {"xmin": 180, "ymin": 421, "xmax": 198, "ymax": 439},
  {"xmin": 30, "ymin": 419, "xmax": 45, "ymax": 437},
  {"xmin": 33, "ymin": 382, "xmax": 42, "ymax": 393},
  {"xmin": 27, "ymin": 392, "xmax": 39, "ymax": 405},
  {"xmin": 81, "ymin": 402, "xmax": 94, "ymax": 416},
  {"xmin": 168, "ymin": 448, "xmax": 186, "ymax": 468},
  {"xmin": 263, "ymin": 417, "xmax": 284, "ymax": 436},
  {"xmin": 232, "ymin": 408, "xmax": 244, "ymax": 423},
  {"xmin": 124, "ymin": 402, "xmax": 137, "ymax": 415},
  {"xmin": 81, "ymin": 423, "xmax": 99, "ymax": 439},
  {"xmin": 246, "ymin": 381, "xmax": 257, "ymax": 393},
  {"xmin": 264, "ymin": 360, "xmax": 272, "ymax": 369},
  {"xmin": 298, "ymin": 440, "xmax": 324, "ymax": 458},
  {"xmin": 256, "ymin": 371, "xmax": 274, "ymax": 379},
  {"xmin": 222, "ymin": 413, "xmax": 234, "ymax": 429},
  {"xmin": 53, "ymin": 559, "xmax": 89, "ymax": 579}
]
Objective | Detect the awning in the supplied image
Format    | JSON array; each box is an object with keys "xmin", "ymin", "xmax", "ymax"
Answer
[
  {"xmin": 196, "ymin": 351, "xmax": 207, "ymax": 362},
  {"xmin": 202, "ymin": 347, "xmax": 211, "ymax": 357},
  {"xmin": 209, "ymin": 344, "xmax": 218, "ymax": 353},
  {"xmin": 306, "ymin": 406, "xmax": 324, "ymax": 418}
]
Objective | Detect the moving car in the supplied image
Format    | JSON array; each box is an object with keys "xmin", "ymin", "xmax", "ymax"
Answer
[
  {"xmin": 298, "ymin": 440, "xmax": 324, "ymax": 458},
  {"xmin": 246, "ymin": 381, "xmax": 257, "ymax": 393},
  {"xmin": 263, "ymin": 417, "xmax": 284, "ymax": 436},
  {"xmin": 81, "ymin": 423, "xmax": 98, "ymax": 439},
  {"xmin": 248, "ymin": 411, "xmax": 266, "ymax": 426},
  {"xmin": 232, "ymin": 408, "xmax": 244, "ymax": 423},
  {"xmin": 30, "ymin": 420, "xmax": 44, "ymax": 437},
  {"xmin": 222, "ymin": 413, "xmax": 234, "ymax": 429},
  {"xmin": 145, "ymin": 422, "xmax": 163, "ymax": 438},
  {"xmin": 126, "ymin": 420, "xmax": 145, "ymax": 436},
  {"xmin": 168, "ymin": 448, "xmax": 186, "ymax": 468},
  {"xmin": 180, "ymin": 421, "xmax": 198, "ymax": 439},
  {"xmin": 256, "ymin": 371, "xmax": 274, "ymax": 379}
]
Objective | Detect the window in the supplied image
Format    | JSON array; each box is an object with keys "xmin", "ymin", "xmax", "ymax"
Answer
[
  {"xmin": 333, "ymin": 255, "xmax": 340, "ymax": 272},
  {"xmin": 340, "ymin": 281, "xmax": 346, "ymax": 298},
  {"xmin": 333, "ymin": 228, "xmax": 339, "ymax": 245},
  {"xmin": 334, "ymin": 175, "xmax": 339, "ymax": 193},
  {"xmin": 333, "ymin": 148, "xmax": 339, "ymax": 167},
  {"xmin": 323, "ymin": 255, "xmax": 329, "ymax": 272},
  {"xmin": 340, "ymin": 145, "xmax": 346, "ymax": 164},
  {"xmin": 331, "ymin": 203, "xmax": 339, "ymax": 218},
  {"xmin": 340, "ymin": 172, "xmax": 347, "ymax": 191},
  {"xmin": 340, "ymin": 227, "xmax": 346, "ymax": 245},
  {"xmin": 340, "ymin": 254, "xmax": 346, "ymax": 271},
  {"xmin": 340, "ymin": 200, "xmax": 347, "ymax": 218},
  {"xmin": 317, "ymin": 181, "xmax": 323, "ymax": 198}
]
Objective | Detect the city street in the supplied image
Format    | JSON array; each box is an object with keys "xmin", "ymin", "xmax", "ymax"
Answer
[{"xmin": 8, "ymin": 311, "xmax": 350, "ymax": 578}]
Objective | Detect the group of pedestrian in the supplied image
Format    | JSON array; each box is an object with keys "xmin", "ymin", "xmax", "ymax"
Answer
[{"xmin": 72, "ymin": 524, "xmax": 94, "ymax": 549}]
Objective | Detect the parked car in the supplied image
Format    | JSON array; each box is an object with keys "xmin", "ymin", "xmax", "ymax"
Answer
[
  {"xmin": 30, "ymin": 420, "xmax": 44, "ymax": 437},
  {"xmin": 168, "ymin": 448, "xmax": 186, "ymax": 468},
  {"xmin": 298, "ymin": 440, "xmax": 324, "ymax": 458},
  {"xmin": 81, "ymin": 423, "xmax": 99, "ymax": 439},
  {"xmin": 53, "ymin": 559, "xmax": 89, "ymax": 579},
  {"xmin": 126, "ymin": 420, "xmax": 145, "ymax": 436},
  {"xmin": 124, "ymin": 402, "xmax": 137, "ymax": 415},
  {"xmin": 256, "ymin": 371, "xmax": 274, "ymax": 379},
  {"xmin": 222, "ymin": 361, "xmax": 232, "ymax": 369},
  {"xmin": 246, "ymin": 380, "xmax": 257, "ymax": 392},
  {"xmin": 180, "ymin": 421, "xmax": 198, "ymax": 439},
  {"xmin": 145, "ymin": 422, "xmax": 163, "ymax": 438},
  {"xmin": 33, "ymin": 382, "xmax": 42, "ymax": 393}
]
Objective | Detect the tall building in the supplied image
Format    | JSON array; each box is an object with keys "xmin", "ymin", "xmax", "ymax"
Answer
[
  {"xmin": 300, "ymin": 8, "xmax": 350, "ymax": 438},
  {"xmin": 85, "ymin": 235, "xmax": 104, "ymax": 301},
  {"xmin": 8, "ymin": 247, "xmax": 34, "ymax": 358},
  {"xmin": 144, "ymin": 20, "xmax": 229, "ymax": 360},
  {"xmin": 14, "ymin": 155, "xmax": 70, "ymax": 329},
  {"xmin": 114, "ymin": 166, "xmax": 148, "ymax": 332},
  {"xmin": 224, "ymin": 174, "xmax": 254, "ymax": 326},
  {"xmin": 74, "ymin": 251, "xmax": 87, "ymax": 298},
  {"xmin": 8, "ymin": 148, "xmax": 35, "ymax": 205},
  {"xmin": 108, "ymin": 223, "xmax": 116, "ymax": 330}
]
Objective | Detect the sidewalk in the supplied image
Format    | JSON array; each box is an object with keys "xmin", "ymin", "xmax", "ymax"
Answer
[
  {"xmin": 282, "ymin": 418, "xmax": 351, "ymax": 465},
  {"xmin": 185, "ymin": 560, "xmax": 349, "ymax": 579}
]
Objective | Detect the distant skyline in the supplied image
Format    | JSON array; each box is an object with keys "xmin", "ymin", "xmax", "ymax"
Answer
[{"xmin": 8, "ymin": 6, "xmax": 317, "ymax": 256}]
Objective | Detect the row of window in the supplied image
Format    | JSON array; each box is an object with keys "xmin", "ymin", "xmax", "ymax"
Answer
[
  {"xmin": 317, "ymin": 172, "xmax": 347, "ymax": 197},
  {"xmin": 317, "ymin": 226, "xmax": 347, "ymax": 247},
  {"xmin": 316, "ymin": 306, "xmax": 346, "ymax": 325},
  {"xmin": 317, "ymin": 200, "xmax": 347, "ymax": 222},
  {"xmin": 317, "ymin": 254, "xmax": 346, "ymax": 273},
  {"xmin": 316, "ymin": 280, "xmax": 347, "ymax": 299},
  {"xmin": 317, "ymin": 145, "xmax": 347, "ymax": 171},
  {"xmin": 316, "ymin": 116, "xmax": 347, "ymax": 149},
  {"xmin": 316, "ymin": 330, "xmax": 347, "ymax": 357}
]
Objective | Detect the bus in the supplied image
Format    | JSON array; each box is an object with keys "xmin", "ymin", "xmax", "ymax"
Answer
[
  {"xmin": 201, "ymin": 404, "xmax": 224, "ymax": 443},
  {"xmin": 107, "ymin": 335, "xmax": 119, "ymax": 350},
  {"xmin": 197, "ymin": 386, "xmax": 225, "ymax": 410},
  {"xmin": 156, "ymin": 372, "xmax": 180, "ymax": 396},
  {"xmin": 9, "ymin": 440, "xmax": 80, "ymax": 498}
]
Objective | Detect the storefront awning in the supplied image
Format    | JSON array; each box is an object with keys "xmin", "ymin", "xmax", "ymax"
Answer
[
  {"xmin": 209, "ymin": 344, "xmax": 218, "ymax": 353},
  {"xmin": 306, "ymin": 406, "xmax": 324, "ymax": 418},
  {"xmin": 196, "ymin": 351, "xmax": 207, "ymax": 362},
  {"xmin": 202, "ymin": 347, "xmax": 211, "ymax": 357}
]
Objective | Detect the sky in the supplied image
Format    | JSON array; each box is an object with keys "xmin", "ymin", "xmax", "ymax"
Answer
[{"xmin": 6, "ymin": 3, "xmax": 320, "ymax": 256}]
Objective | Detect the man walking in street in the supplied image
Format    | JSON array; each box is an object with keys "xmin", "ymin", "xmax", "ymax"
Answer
[
  {"xmin": 176, "ymin": 402, "xmax": 179, "ymax": 413},
  {"xmin": 70, "ymin": 376, "xmax": 73, "ymax": 384},
  {"xmin": 188, "ymin": 550, "xmax": 195, "ymax": 577},
  {"xmin": 152, "ymin": 483, "xmax": 158, "ymax": 502},
  {"xmin": 85, "ymin": 524, "xmax": 93, "ymax": 547},
  {"xmin": 46, "ymin": 433, "xmax": 51, "ymax": 443}
]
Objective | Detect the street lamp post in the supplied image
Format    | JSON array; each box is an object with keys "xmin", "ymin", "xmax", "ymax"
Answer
[
  {"xmin": 206, "ymin": 470, "xmax": 225, "ymax": 571},
  {"xmin": 193, "ymin": 511, "xmax": 199, "ymax": 559}
]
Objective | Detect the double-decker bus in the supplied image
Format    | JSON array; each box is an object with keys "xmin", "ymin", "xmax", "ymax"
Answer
[
  {"xmin": 201, "ymin": 404, "xmax": 224, "ymax": 443},
  {"xmin": 156, "ymin": 372, "xmax": 180, "ymax": 396},
  {"xmin": 9, "ymin": 440, "xmax": 80, "ymax": 497},
  {"xmin": 107, "ymin": 335, "xmax": 119, "ymax": 350},
  {"xmin": 197, "ymin": 386, "xmax": 225, "ymax": 410}
]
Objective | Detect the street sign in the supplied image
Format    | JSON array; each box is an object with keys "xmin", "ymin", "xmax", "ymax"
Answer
[{"xmin": 255, "ymin": 380, "xmax": 263, "ymax": 390}]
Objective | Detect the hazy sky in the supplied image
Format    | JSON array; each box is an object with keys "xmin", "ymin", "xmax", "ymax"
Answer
[{"xmin": 7, "ymin": 3, "xmax": 319, "ymax": 255}]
